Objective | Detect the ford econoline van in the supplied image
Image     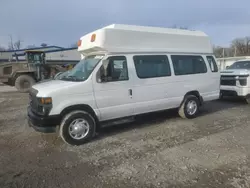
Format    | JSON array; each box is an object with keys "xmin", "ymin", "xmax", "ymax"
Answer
[{"xmin": 27, "ymin": 24, "xmax": 220, "ymax": 145}]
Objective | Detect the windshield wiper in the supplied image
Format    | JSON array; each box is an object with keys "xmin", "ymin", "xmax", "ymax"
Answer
[
  {"xmin": 67, "ymin": 75, "xmax": 77, "ymax": 80},
  {"xmin": 61, "ymin": 75, "xmax": 83, "ymax": 81}
]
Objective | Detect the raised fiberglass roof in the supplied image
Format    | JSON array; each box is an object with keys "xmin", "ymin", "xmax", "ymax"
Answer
[{"xmin": 78, "ymin": 24, "xmax": 213, "ymax": 55}]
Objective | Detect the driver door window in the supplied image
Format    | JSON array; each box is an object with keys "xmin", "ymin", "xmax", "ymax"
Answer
[{"xmin": 104, "ymin": 56, "xmax": 129, "ymax": 82}]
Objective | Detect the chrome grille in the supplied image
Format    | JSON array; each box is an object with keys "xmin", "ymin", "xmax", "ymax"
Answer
[
  {"xmin": 220, "ymin": 75, "xmax": 248, "ymax": 86},
  {"xmin": 220, "ymin": 76, "xmax": 236, "ymax": 86},
  {"xmin": 220, "ymin": 79, "xmax": 236, "ymax": 86}
]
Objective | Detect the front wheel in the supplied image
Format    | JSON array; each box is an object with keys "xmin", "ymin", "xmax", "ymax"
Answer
[
  {"xmin": 219, "ymin": 92, "xmax": 224, "ymax": 100},
  {"xmin": 59, "ymin": 110, "xmax": 96, "ymax": 146},
  {"xmin": 178, "ymin": 95, "xmax": 200, "ymax": 119}
]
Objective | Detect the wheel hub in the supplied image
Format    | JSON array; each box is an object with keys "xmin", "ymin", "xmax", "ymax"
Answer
[
  {"xmin": 69, "ymin": 118, "xmax": 90, "ymax": 140},
  {"xmin": 23, "ymin": 81, "xmax": 30, "ymax": 89},
  {"xmin": 186, "ymin": 100, "xmax": 197, "ymax": 115}
]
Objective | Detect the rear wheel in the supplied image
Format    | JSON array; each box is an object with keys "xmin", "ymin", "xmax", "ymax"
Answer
[
  {"xmin": 14, "ymin": 74, "xmax": 35, "ymax": 93},
  {"xmin": 59, "ymin": 110, "xmax": 96, "ymax": 146},
  {"xmin": 178, "ymin": 95, "xmax": 200, "ymax": 119}
]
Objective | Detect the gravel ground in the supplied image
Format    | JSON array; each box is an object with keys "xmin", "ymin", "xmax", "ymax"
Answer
[{"xmin": 1, "ymin": 90, "xmax": 250, "ymax": 187}]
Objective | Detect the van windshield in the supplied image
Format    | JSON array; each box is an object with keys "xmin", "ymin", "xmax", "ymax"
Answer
[
  {"xmin": 227, "ymin": 61, "xmax": 250, "ymax": 69},
  {"xmin": 59, "ymin": 55, "xmax": 103, "ymax": 81}
]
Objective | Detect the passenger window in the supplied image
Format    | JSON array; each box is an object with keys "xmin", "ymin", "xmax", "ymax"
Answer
[
  {"xmin": 104, "ymin": 56, "xmax": 129, "ymax": 82},
  {"xmin": 133, "ymin": 55, "xmax": 171, "ymax": 79},
  {"xmin": 206, "ymin": 56, "xmax": 218, "ymax": 72},
  {"xmin": 171, "ymin": 55, "xmax": 207, "ymax": 75}
]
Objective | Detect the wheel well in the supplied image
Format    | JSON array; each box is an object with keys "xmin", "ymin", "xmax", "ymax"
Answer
[
  {"xmin": 246, "ymin": 94, "xmax": 250, "ymax": 99},
  {"xmin": 60, "ymin": 104, "xmax": 100, "ymax": 128},
  {"xmin": 183, "ymin": 90, "xmax": 203, "ymax": 105},
  {"xmin": 15, "ymin": 72, "xmax": 35, "ymax": 79}
]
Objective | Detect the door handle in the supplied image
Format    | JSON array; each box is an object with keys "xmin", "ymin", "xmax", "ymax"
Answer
[{"xmin": 129, "ymin": 89, "xmax": 132, "ymax": 96}]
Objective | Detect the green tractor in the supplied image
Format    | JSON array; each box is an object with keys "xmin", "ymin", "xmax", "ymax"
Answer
[{"xmin": 0, "ymin": 50, "xmax": 73, "ymax": 92}]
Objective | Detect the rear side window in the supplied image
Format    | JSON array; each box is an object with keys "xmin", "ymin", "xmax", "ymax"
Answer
[
  {"xmin": 171, "ymin": 55, "xmax": 207, "ymax": 75},
  {"xmin": 133, "ymin": 55, "xmax": 171, "ymax": 79},
  {"xmin": 206, "ymin": 56, "xmax": 218, "ymax": 72}
]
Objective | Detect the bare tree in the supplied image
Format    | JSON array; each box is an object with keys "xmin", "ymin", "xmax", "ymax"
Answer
[
  {"xmin": 213, "ymin": 46, "xmax": 223, "ymax": 58},
  {"xmin": 14, "ymin": 40, "xmax": 22, "ymax": 50},
  {"xmin": 213, "ymin": 45, "xmax": 235, "ymax": 58},
  {"xmin": 231, "ymin": 37, "xmax": 250, "ymax": 56},
  {"xmin": 8, "ymin": 35, "xmax": 22, "ymax": 50}
]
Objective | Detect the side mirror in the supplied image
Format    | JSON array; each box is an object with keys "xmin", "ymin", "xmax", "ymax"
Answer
[{"xmin": 226, "ymin": 66, "xmax": 229, "ymax": 69}]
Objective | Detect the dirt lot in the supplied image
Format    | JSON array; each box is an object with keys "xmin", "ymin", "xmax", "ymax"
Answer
[{"xmin": 1, "ymin": 90, "xmax": 250, "ymax": 188}]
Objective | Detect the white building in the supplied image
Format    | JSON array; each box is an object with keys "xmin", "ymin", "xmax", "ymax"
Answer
[{"xmin": 0, "ymin": 51, "xmax": 13, "ymax": 61}]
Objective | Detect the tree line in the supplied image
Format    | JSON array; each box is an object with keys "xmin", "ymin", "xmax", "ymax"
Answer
[{"xmin": 213, "ymin": 37, "xmax": 250, "ymax": 58}]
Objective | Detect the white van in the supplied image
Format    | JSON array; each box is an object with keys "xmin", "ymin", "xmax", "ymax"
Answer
[
  {"xmin": 27, "ymin": 24, "xmax": 220, "ymax": 145},
  {"xmin": 220, "ymin": 59, "xmax": 250, "ymax": 103}
]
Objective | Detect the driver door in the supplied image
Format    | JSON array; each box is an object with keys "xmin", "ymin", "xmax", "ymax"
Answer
[{"xmin": 93, "ymin": 55, "xmax": 134, "ymax": 121}]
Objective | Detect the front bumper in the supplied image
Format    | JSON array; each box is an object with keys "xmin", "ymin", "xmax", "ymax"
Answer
[
  {"xmin": 27, "ymin": 106, "xmax": 60, "ymax": 133},
  {"xmin": 220, "ymin": 85, "xmax": 250, "ymax": 97}
]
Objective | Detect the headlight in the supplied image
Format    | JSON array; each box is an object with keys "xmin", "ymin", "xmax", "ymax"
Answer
[{"xmin": 37, "ymin": 97, "xmax": 53, "ymax": 115}]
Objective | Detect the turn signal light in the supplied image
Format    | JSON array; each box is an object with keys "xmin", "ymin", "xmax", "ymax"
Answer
[
  {"xmin": 91, "ymin": 34, "xmax": 96, "ymax": 42},
  {"xmin": 77, "ymin": 40, "xmax": 82, "ymax": 47},
  {"xmin": 39, "ymin": 97, "xmax": 52, "ymax": 104}
]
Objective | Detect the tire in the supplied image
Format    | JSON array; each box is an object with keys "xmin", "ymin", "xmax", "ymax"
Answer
[
  {"xmin": 219, "ymin": 93, "xmax": 224, "ymax": 100},
  {"xmin": 14, "ymin": 74, "xmax": 36, "ymax": 93},
  {"xmin": 59, "ymin": 110, "xmax": 96, "ymax": 146},
  {"xmin": 178, "ymin": 95, "xmax": 200, "ymax": 119},
  {"xmin": 245, "ymin": 95, "xmax": 250, "ymax": 104}
]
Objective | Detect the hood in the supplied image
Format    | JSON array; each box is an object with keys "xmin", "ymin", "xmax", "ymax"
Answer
[
  {"xmin": 36, "ymin": 78, "xmax": 53, "ymax": 83},
  {"xmin": 32, "ymin": 80, "xmax": 80, "ymax": 97},
  {"xmin": 220, "ymin": 69, "xmax": 250, "ymax": 76}
]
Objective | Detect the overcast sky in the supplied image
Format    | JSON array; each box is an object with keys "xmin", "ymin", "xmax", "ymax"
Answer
[{"xmin": 0, "ymin": 0, "xmax": 250, "ymax": 49}]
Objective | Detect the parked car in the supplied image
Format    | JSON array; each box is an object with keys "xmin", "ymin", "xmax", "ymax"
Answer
[{"xmin": 220, "ymin": 59, "xmax": 250, "ymax": 103}]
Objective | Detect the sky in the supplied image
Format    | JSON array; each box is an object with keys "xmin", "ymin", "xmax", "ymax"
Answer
[{"xmin": 0, "ymin": 0, "xmax": 250, "ymax": 49}]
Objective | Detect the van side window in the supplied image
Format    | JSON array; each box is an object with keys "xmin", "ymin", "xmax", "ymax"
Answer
[
  {"xmin": 206, "ymin": 56, "xmax": 218, "ymax": 72},
  {"xmin": 171, "ymin": 55, "xmax": 207, "ymax": 75},
  {"xmin": 133, "ymin": 55, "xmax": 171, "ymax": 79},
  {"xmin": 104, "ymin": 56, "xmax": 129, "ymax": 81}
]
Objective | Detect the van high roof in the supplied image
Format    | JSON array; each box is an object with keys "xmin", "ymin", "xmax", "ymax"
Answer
[{"xmin": 78, "ymin": 24, "xmax": 213, "ymax": 55}]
